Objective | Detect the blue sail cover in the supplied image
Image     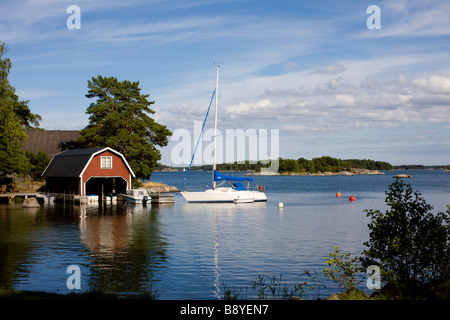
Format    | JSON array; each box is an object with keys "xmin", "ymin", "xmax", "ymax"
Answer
[{"xmin": 213, "ymin": 170, "xmax": 254, "ymax": 182}]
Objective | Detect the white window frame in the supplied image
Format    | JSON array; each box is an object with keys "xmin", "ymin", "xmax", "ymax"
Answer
[{"xmin": 101, "ymin": 156, "xmax": 112, "ymax": 169}]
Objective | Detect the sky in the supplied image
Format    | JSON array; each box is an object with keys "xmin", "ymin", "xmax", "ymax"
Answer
[{"xmin": 2, "ymin": 0, "xmax": 450, "ymax": 166}]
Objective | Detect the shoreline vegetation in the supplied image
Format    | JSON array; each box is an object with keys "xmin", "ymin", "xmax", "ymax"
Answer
[
  {"xmin": 3, "ymin": 156, "xmax": 448, "ymax": 195},
  {"xmin": 0, "ymin": 287, "xmax": 373, "ymax": 301},
  {"xmin": 156, "ymin": 156, "xmax": 450, "ymax": 176}
]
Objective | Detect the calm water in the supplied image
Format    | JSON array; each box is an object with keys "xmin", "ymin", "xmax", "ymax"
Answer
[{"xmin": 0, "ymin": 170, "xmax": 449, "ymax": 299}]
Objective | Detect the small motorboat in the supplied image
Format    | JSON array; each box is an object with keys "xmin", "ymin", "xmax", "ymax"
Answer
[{"xmin": 121, "ymin": 188, "xmax": 150, "ymax": 204}]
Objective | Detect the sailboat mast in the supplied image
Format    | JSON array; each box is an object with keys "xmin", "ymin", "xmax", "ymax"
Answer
[{"xmin": 212, "ymin": 64, "xmax": 219, "ymax": 189}]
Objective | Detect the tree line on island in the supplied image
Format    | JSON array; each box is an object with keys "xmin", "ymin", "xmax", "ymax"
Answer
[
  {"xmin": 278, "ymin": 157, "xmax": 393, "ymax": 174},
  {"xmin": 160, "ymin": 157, "xmax": 394, "ymax": 174},
  {"xmin": 167, "ymin": 157, "xmax": 450, "ymax": 174}
]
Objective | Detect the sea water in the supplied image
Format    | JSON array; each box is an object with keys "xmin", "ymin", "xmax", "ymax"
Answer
[{"xmin": 0, "ymin": 170, "xmax": 448, "ymax": 299}]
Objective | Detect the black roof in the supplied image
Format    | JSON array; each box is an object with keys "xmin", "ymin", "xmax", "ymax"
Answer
[
  {"xmin": 43, "ymin": 148, "xmax": 110, "ymax": 177},
  {"xmin": 53, "ymin": 148, "xmax": 104, "ymax": 157}
]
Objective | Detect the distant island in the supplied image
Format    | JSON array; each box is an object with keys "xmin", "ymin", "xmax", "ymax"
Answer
[
  {"xmin": 157, "ymin": 156, "xmax": 389, "ymax": 175},
  {"xmin": 156, "ymin": 156, "xmax": 450, "ymax": 176}
]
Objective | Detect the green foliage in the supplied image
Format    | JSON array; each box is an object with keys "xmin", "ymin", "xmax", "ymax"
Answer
[
  {"xmin": 181, "ymin": 160, "xmax": 270, "ymax": 172},
  {"xmin": 278, "ymin": 156, "xmax": 393, "ymax": 174},
  {"xmin": 330, "ymin": 288, "xmax": 369, "ymax": 300},
  {"xmin": 323, "ymin": 247, "xmax": 362, "ymax": 293},
  {"xmin": 180, "ymin": 156, "xmax": 392, "ymax": 174},
  {"xmin": 26, "ymin": 150, "xmax": 50, "ymax": 181},
  {"xmin": 0, "ymin": 42, "xmax": 41, "ymax": 129},
  {"xmin": 78, "ymin": 75, "xmax": 172, "ymax": 179},
  {"xmin": 0, "ymin": 103, "xmax": 28, "ymax": 175},
  {"xmin": 0, "ymin": 42, "xmax": 42, "ymax": 176},
  {"xmin": 251, "ymin": 271, "xmax": 325, "ymax": 300},
  {"xmin": 216, "ymin": 160, "xmax": 269, "ymax": 172},
  {"xmin": 361, "ymin": 179, "xmax": 450, "ymax": 298}
]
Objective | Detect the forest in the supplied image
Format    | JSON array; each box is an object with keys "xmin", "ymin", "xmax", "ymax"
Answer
[
  {"xmin": 162, "ymin": 156, "xmax": 394, "ymax": 174},
  {"xmin": 277, "ymin": 156, "xmax": 393, "ymax": 174}
]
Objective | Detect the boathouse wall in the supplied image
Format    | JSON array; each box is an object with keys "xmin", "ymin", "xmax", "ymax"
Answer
[
  {"xmin": 43, "ymin": 148, "xmax": 135, "ymax": 197},
  {"xmin": 45, "ymin": 177, "xmax": 80, "ymax": 195},
  {"xmin": 81, "ymin": 150, "xmax": 132, "ymax": 195}
]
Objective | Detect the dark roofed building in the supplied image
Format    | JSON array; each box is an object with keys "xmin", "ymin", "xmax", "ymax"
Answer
[
  {"xmin": 43, "ymin": 148, "xmax": 103, "ymax": 177},
  {"xmin": 43, "ymin": 147, "xmax": 135, "ymax": 196},
  {"xmin": 24, "ymin": 130, "xmax": 81, "ymax": 158}
]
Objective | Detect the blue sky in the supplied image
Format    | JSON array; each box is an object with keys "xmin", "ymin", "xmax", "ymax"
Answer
[{"xmin": 2, "ymin": 0, "xmax": 450, "ymax": 166}]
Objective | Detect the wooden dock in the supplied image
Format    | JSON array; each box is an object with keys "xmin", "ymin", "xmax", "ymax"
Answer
[
  {"xmin": 0, "ymin": 192, "xmax": 44, "ymax": 204},
  {"xmin": 0, "ymin": 192, "xmax": 92, "ymax": 205},
  {"xmin": 149, "ymin": 193, "xmax": 174, "ymax": 204},
  {"xmin": 1, "ymin": 191, "xmax": 175, "ymax": 205}
]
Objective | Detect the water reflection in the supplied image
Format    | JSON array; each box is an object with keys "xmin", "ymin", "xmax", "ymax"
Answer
[
  {"xmin": 0, "ymin": 204, "xmax": 46, "ymax": 289},
  {"xmin": 78, "ymin": 203, "xmax": 168, "ymax": 294},
  {"xmin": 2, "ymin": 169, "xmax": 448, "ymax": 299},
  {"xmin": 0, "ymin": 202, "xmax": 170, "ymax": 294},
  {"xmin": 177, "ymin": 202, "xmax": 268, "ymax": 299},
  {"xmin": 80, "ymin": 205, "xmax": 133, "ymax": 258}
]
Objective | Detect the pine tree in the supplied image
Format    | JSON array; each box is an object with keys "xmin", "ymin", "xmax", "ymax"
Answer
[{"xmin": 78, "ymin": 75, "xmax": 172, "ymax": 179}]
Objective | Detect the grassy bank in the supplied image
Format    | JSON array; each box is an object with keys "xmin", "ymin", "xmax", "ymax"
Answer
[
  {"xmin": 0, "ymin": 288, "xmax": 368, "ymax": 300},
  {"xmin": 0, "ymin": 288, "xmax": 157, "ymax": 300}
]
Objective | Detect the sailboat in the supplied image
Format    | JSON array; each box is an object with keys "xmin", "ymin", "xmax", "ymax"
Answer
[{"xmin": 180, "ymin": 65, "xmax": 268, "ymax": 203}]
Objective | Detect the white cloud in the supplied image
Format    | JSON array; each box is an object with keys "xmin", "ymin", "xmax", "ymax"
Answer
[
  {"xmin": 313, "ymin": 64, "xmax": 346, "ymax": 75},
  {"xmin": 412, "ymin": 75, "xmax": 450, "ymax": 94},
  {"xmin": 284, "ymin": 62, "xmax": 298, "ymax": 72},
  {"xmin": 159, "ymin": 62, "xmax": 450, "ymax": 140},
  {"xmin": 4, "ymin": 0, "xmax": 450, "ymax": 165},
  {"xmin": 334, "ymin": 94, "xmax": 355, "ymax": 107},
  {"xmin": 360, "ymin": 1, "xmax": 450, "ymax": 38},
  {"xmin": 230, "ymin": 72, "xmax": 447, "ymax": 131}
]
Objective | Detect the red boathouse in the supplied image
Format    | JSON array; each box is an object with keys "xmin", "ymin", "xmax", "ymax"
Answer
[{"xmin": 43, "ymin": 147, "xmax": 135, "ymax": 196}]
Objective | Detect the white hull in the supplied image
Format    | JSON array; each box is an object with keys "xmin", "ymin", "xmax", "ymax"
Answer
[
  {"xmin": 121, "ymin": 189, "xmax": 150, "ymax": 204},
  {"xmin": 122, "ymin": 194, "xmax": 146, "ymax": 204},
  {"xmin": 233, "ymin": 196, "xmax": 255, "ymax": 203},
  {"xmin": 181, "ymin": 188, "xmax": 267, "ymax": 203}
]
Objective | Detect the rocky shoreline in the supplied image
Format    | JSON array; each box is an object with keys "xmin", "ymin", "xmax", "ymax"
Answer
[
  {"xmin": 147, "ymin": 185, "xmax": 179, "ymax": 193},
  {"xmin": 249, "ymin": 168, "xmax": 385, "ymax": 176},
  {"xmin": 141, "ymin": 181, "xmax": 179, "ymax": 193}
]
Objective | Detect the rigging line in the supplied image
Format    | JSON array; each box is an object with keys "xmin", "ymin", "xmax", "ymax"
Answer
[{"xmin": 181, "ymin": 89, "xmax": 216, "ymax": 190}]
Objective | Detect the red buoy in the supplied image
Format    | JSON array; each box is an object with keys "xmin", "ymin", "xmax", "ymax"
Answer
[{"xmin": 349, "ymin": 196, "xmax": 356, "ymax": 201}]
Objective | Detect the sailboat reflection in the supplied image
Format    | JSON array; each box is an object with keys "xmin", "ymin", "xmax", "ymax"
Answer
[{"xmin": 181, "ymin": 202, "xmax": 267, "ymax": 299}]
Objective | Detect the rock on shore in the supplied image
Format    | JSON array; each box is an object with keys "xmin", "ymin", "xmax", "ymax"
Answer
[
  {"xmin": 140, "ymin": 181, "xmax": 179, "ymax": 194},
  {"xmin": 393, "ymin": 174, "xmax": 412, "ymax": 178},
  {"xmin": 22, "ymin": 197, "xmax": 40, "ymax": 208},
  {"xmin": 147, "ymin": 185, "xmax": 179, "ymax": 193},
  {"xmin": 252, "ymin": 169, "xmax": 385, "ymax": 176}
]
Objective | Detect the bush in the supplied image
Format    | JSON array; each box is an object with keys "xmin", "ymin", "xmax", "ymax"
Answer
[
  {"xmin": 323, "ymin": 247, "xmax": 362, "ymax": 293},
  {"xmin": 251, "ymin": 271, "xmax": 326, "ymax": 300},
  {"xmin": 361, "ymin": 179, "xmax": 450, "ymax": 299}
]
